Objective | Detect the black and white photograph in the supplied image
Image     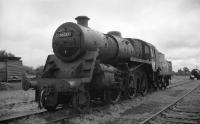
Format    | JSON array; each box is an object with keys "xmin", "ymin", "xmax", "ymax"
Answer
[{"xmin": 0, "ymin": 0, "xmax": 200, "ymax": 123}]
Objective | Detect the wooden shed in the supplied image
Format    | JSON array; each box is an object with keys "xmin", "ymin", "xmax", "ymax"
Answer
[{"xmin": 0, "ymin": 57, "xmax": 23, "ymax": 82}]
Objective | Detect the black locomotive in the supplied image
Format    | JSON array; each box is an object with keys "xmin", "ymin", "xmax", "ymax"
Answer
[
  {"xmin": 190, "ymin": 69, "xmax": 200, "ymax": 80},
  {"xmin": 22, "ymin": 16, "xmax": 172, "ymax": 112}
]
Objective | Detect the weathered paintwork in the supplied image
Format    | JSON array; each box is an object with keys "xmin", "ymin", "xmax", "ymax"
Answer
[{"xmin": 22, "ymin": 16, "xmax": 172, "ymax": 111}]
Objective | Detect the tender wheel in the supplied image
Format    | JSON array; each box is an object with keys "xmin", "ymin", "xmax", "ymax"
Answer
[
  {"xmin": 158, "ymin": 82, "xmax": 162, "ymax": 89},
  {"xmin": 105, "ymin": 87, "xmax": 122, "ymax": 104},
  {"xmin": 158, "ymin": 78, "xmax": 163, "ymax": 90},
  {"xmin": 140, "ymin": 72, "xmax": 148, "ymax": 96},
  {"xmin": 152, "ymin": 81, "xmax": 158, "ymax": 91},
  {"xmin": 166, "ymin": 78, "xmax": 170, "ymax": 86},
  {"xmin": 72, "ymin": 90, "xmax": 90, "ymax": 113},
  {"xmin": 161, "ymin": 78, "xmax": 166, "ymax": 90},
  {"xmin": 127, "ymin": 77, "xmax": 137, "ymax": 99},
  {"xmin": 39, "ymin": 88, "xmax": 58, "ymax": 111},
  {"xmin": 163, "ymin": 78, "xmax": 169, "ymax": 89}
]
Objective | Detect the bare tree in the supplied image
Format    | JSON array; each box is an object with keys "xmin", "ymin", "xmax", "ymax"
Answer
[
  {"xmin": 183, "ymin": 67, "xmax": 190, "ymax": 75},
  {"xmin": 177, "ymin": 69, "xmax": 183, "ymax": 75},
  {"xmin": 0, "ymin": 50, "xmax": 15, "ymax": 58}
]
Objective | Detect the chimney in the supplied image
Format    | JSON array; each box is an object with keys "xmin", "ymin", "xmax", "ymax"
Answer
[{"xmin": 75, "ymin": 16, "xmax": 90, "ymax": 27}]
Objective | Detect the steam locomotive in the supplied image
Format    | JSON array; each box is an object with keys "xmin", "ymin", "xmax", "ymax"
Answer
[{"xmin": 22, "ymin": 16, "xmax": 172, "ymax": 112}]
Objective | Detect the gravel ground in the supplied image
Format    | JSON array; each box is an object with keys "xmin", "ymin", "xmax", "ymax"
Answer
[
  {"xmin": 0, "ymin": 90, "xmax": 37, "ymax": 121},
  {"xmin": 66, "ymin": 80, "xmax": 199, "ymax": 124},
  {"xmin": 171, "ymin": 75, "xmax": 188, "ymax": 82},
  {"xmin": 0, "ymin": 90, "xmax": 34, "ymax": 106},
  {"xmin": 152, "ymin": 83, "xmax": 200, "ymax": 124},
  {"xmin": 0, "ymin": 76, "xmax": 193, "ymax": 124},
  {"xmin": 0, "ymin": 102, "xmax": 39, "ymax": 120}
]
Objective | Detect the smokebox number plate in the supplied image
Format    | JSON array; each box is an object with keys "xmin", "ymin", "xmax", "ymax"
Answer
[{"xmin": 58, "ymin": 32, "xmax": 72, "ymax": 37}]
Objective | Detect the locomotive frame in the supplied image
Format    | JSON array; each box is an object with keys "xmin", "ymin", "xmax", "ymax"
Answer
[{"xmin": 22, "ymin": 16, "xmax": 172, "ymax": 112}]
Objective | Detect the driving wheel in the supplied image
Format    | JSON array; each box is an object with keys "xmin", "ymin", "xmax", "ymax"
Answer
[{"xmin": 127, "ymin": 76, "xmax": 137, "ymax": 99}]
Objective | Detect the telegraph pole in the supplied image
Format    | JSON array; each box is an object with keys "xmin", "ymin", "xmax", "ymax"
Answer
[{"xmin": 5, "ymin": 58, "xmax": 8, "ymax": 83}]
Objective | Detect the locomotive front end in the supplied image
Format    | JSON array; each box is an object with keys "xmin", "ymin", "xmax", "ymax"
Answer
[
  {"xmin": 22, "ymin": 16, "xmax": 137, "ymax": 112},
  {"xmin": 52, "ymin": 22, "xmax": 84, "ymax": 62}
]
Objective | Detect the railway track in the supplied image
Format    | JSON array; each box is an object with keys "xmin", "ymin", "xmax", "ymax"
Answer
[
  {"xmin": 0, "ymin": 109, "xmax": 47, "ymax": 124},
  {"xmin": 0, "ymin": 100, "xmax": 35, "ymax": 109},
  {"xmin": 42, "ymin": 114, "xmax": 81, "ymax": 124},
  {"xmin": 0, "ymin": 79, "xmax": 191, "ymax": 124},
  {"xmin": 139, "ymin": 81, "xmax": 200, "ymax": 124},
  {"xmin": 167, "ymin": 79, "xmax": 190, "ymax": 89},
  {"xmin": 40, "ymin": 79, "xmax": 193, "ymax": 124},
  {"xmin": 0, "ymin": 79, "xmax": 185, "ymax": 110}
]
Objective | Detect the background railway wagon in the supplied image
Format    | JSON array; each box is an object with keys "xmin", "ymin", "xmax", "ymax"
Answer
[{"xmin": 0, "ymin": 57, "xmax": 23, "ymax": 82}]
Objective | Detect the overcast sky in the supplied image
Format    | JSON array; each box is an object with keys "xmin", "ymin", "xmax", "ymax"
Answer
[{"xmin": 0, "ymin": 0, "xmax": 200, "ymax": 71}]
